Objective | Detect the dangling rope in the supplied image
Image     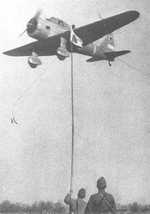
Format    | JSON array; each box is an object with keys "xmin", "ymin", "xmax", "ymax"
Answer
[
  {"xmin": 70, "ymin": 41, "xmax": 75, "ymax": 196},
  {"xmin": 69, "ymin": 24, "xmax": 83, "ymax": 201}
]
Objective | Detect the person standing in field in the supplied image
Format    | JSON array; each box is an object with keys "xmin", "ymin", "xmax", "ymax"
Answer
[
  {"xmin": 64, "ymin": 188, "xmax": 87, "ymax": 214},
  {"xmin": 85, "ymin": 177, "xmax": 116, "ymax": 214}
]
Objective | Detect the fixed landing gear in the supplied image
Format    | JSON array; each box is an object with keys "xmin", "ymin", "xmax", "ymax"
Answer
[
  {"xmin": 28, "ymin": 52, "xmax": 42, "ymax": 68},
  {"xmin": 57, "ymin": 37, "xmax": 70, "ymax": 60},
  {"xmin": 57, "ymin": 54, "xmax": 66, "ymax": 61},
  {"xmin": 108, "ymin": 60, "xmax": 112, "ymax": 67}
]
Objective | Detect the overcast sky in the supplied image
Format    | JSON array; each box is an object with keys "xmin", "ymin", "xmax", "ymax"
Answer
[{"xmin": 0, "ymin": 0, "xmax": 150, "ymax": 205}]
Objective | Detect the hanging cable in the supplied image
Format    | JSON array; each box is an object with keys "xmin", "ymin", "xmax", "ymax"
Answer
[{"xmin": 70, "ymin": 40, "xmax": 75, "ymax": 196}]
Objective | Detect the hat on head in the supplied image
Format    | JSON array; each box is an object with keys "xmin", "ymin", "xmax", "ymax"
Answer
[{"xmin": 97, "ymin": 177, "xmax": 107, "ymax": 189}]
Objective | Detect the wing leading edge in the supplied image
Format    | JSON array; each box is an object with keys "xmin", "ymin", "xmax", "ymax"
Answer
[
  {"xmin": 3, "ymin": 34, "xmax": 64, "ymax": 56},
  {"xmin": 3, "ymin": 10, "xmax": 139, "ymax": 57},
  {"xmin": 75, "ymin": 10, "xmax": 139, "ymax": 45}
]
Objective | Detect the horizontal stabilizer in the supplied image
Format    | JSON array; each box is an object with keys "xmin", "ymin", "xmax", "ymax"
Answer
[
  {"xmin": 86, "ymin": 50, "xmax": 131, "ymax": 63},
  {"xmin": 105, "ymin": 50, "xmax": 131, "ymax": 58},
  {"xmin": 86, "ymin": 57, "xmax": 101, "ymax": 62}
]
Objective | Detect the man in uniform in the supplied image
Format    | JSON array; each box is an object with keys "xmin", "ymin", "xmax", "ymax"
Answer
[
  {"xmin": 85, "ymin": 177, "xmax": 116, "ymax": 214},
  {"xmin": 64, "ymin": 188, "xmax": 87, "ymax": 214}
]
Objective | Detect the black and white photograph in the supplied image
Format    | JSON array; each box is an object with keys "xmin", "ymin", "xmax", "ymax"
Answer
[{"xmin": 0, "ymin": 1, "xmax": 149, "ymax": 214}]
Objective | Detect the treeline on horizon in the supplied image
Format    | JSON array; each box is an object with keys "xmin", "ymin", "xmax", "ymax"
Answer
[
  {"xmin": 0, "ymin": 201, "xmax": 67, "ymax": 213},
  {"xmin": 0, "ymin": 200, "xmax": 150, "ymax": 213}
]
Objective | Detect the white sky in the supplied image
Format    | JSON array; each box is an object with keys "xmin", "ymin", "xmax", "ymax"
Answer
[{"xmin": 0, "ymin": 0, "xmax": 150, "ymax": 205}]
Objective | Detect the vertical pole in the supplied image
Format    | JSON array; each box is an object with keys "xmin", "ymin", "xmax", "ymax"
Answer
[{"xmin": 70, "ymin": 42, "xmax": 74, "ymax": 196}]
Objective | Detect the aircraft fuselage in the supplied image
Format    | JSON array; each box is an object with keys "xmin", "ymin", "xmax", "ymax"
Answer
[
  {"xmin": 75, "ymin": 42, "xmax": 108, "ymax": 60},
  {"xmin": 27, "ymin": 16, "xmax": 109, "ymax": 60}
]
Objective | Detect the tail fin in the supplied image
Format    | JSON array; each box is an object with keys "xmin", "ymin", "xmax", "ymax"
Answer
[
  {"xmin": 97, "ymin": 11, "xmax": 115, "ymax": 51},
  {"xmin": 100, "ymin": 33, "xmax": 115, "ymax": 52}
]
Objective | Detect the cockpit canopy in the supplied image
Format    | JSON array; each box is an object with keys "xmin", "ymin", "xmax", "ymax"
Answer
[
  {"xmin": 47, "ymin": 17, "xmax": 70, "ymax": 29},
  {"xmin": 26, "ymin": 15, "xmax": 70, "ymax": 40}
]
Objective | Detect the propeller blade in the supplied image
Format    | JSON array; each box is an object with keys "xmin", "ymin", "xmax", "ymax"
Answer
[
  {"xmin": 19, "ymin": 9, "xmax": 42, "ymax": 37},
  {"xmin": 19, "ymin": 29, "xmax": 27, "ymax": 37},
  {"xmin": 34, "ymin": 9, "xmax": 42, "ymax": 19}
]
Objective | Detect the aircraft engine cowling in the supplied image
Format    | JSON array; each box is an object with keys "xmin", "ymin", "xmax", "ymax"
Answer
[
  {"xmin": 27, "ymin": 18, "xmax": 38, "ymax": 34},
  {"xmin": 26, "ymin": 10, "xmax": 51, "ymax": 40},
  {"xmin": 28, "ymin": 52, "xmax": 42, "ymax": 68}
]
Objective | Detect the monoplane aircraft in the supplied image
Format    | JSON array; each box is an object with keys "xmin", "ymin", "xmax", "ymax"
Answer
[{"xmin": 3, "ymin": 10, "xmax": 139, "ymax": 68}]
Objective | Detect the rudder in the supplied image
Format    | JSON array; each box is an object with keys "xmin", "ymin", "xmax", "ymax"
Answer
[{"xmin": 99, "ymin": 33, "xmax": 115, "ymax": 52}]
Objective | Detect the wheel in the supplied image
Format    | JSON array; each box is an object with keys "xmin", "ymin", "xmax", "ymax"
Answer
[
  {"xmin": 28, "ymin": 55, "xmax": 41, "ymax": 68},
  {"xmin": 28, "ymin": 61, "xmax": 38, "ymax": 68},
  {"xmin": 57, "ymin": 54, "xmax": 66, "ymax": 61}
]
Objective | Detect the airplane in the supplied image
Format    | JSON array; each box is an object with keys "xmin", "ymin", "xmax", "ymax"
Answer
[{"xmin": 3, "ymin": 10, "xmax": 140, "ymax": 68}]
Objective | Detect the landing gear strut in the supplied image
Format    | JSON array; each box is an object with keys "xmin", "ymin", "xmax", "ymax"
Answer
[
  {"xmin": 108, "ymin": 60, "xmax": 112, "ymax": 67},
  {"xmin": 57, "ymin": 37, "xmax": 70, "ymax": 59},
  {"xmin": 28, "ymin": 52, "xmax": 42, "ymax": 68}
]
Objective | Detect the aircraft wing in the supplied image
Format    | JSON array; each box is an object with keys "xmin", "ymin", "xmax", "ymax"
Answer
[
  {"xmin": 75, "ymin": 10, "xmax": 139, "ymax": 45},
  {"xmin": 3, "ymin": 34, "xmax": 63, "ymax": 56},
  {"xmin": 3, "ymin": 10, "xmax": 139, "ymax": 57}
]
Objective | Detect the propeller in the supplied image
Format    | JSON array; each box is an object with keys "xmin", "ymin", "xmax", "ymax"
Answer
[
  {"xmin": 34, "ymin": 9, "xmax": 42, "ymax": 19},
  {"xmin": 18, "ymin": 29, "xmax": 27, "ymax": 38},
  {"xmin": 18, "ymin": 9, "xmax": 42, "ymax": 37}
]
